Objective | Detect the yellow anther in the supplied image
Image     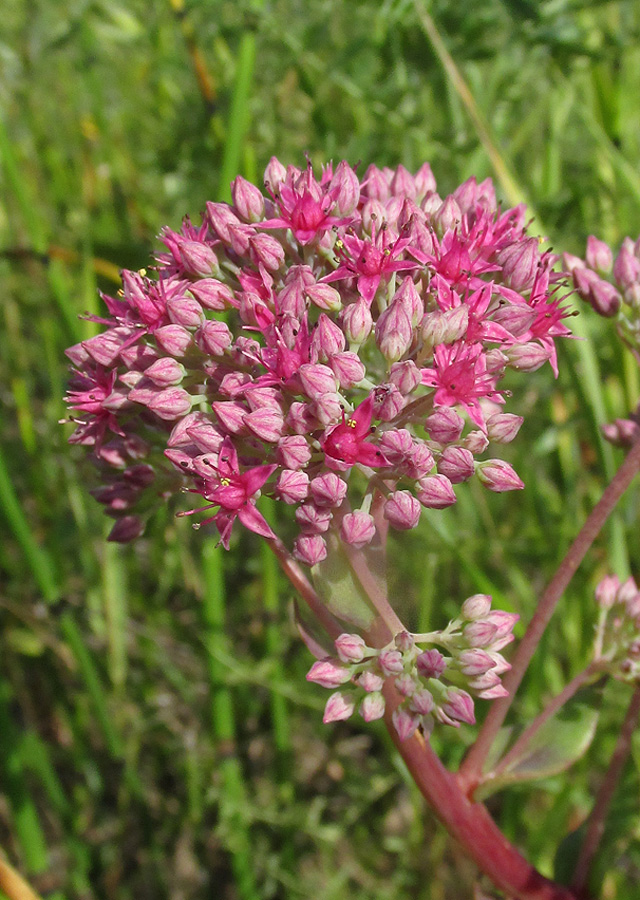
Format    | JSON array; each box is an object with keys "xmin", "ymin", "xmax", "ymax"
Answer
[
  {"xmin": 138, "ymin": 267, "xmax": 147, "ymax": 277},
  {"xmin": 220, "ymin": 477, "xmax": 231, "ymax": 486},
  {"xmin": 347, "ymin": 419, "xmax": 357, "ymax": 428}
]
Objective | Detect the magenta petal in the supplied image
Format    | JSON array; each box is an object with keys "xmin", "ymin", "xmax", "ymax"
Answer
[
  {"xmin": 357, "ymin": 274, "xmax": 381, "ymax": 305},
  {"xmin": 213, "ymin": 511, "xmax": 235, "ymax": 549},
  {"xmin": 237, "ymin": 503, "xmax": 276, "ymax": 539},
  {"xmin": 241, "ymin": 463, "xmax": 277, "ymax": 496},
  {"xmin": 356, "ymin": 442, "xmax": 388, "ymax": 467},
  {"xmin": 209, "ymin": 482, "xmax": 246, "ymax": 509},
  {"xmin": 217, "ymin": 437, "xmax": 239, "ymax": 477},
  {"xmin": 350, "ymin": 395, "xmax": 375, "ymax": 438}
]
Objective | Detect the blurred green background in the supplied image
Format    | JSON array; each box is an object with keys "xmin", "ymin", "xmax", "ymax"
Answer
[{"xmin": 1, "ymin": 1, "xmax": 640, "ymax": 897}]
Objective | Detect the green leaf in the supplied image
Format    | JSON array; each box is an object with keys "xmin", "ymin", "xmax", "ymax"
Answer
[
  {"xmin": 311, "ymin": 532, "xmax": 378, "ymax": 630},
  {"xmin": 476, "ymin": 704, "xmax": 599, "ymax": 800}
]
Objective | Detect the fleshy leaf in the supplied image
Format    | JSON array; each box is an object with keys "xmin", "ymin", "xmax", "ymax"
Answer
[
  {"xmin": 311, "ymin": 531, "xmax": 378, "ymax": 629},
  {"xmin": 476, "ymin": 704, "xmax": 599, "ymax": 800}
]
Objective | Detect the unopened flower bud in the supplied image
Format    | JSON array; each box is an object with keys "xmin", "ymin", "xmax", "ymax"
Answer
[
  {"xmin": 323, "ymin": 691, "xmax": 356, "ymax": 723},
  {"xmin": 335, "ymin": 633, "xmax": 367, "ymax": 663},
  {"xmin": 417, "ymin": 474, "xmax": 457, "ymax": 509},
  {"xmin": 504, "ymin": 342, "xmax": 550, "ymax": 372},
  {"xmin": 613, "ymin": 241, "xmax": 640, "ymax": 289},
  {"xmin": 477, "ymin": 459, "xmax": 524, "ymax": 492},
  {"xmin": 440, "ymin": 688, "xmax": 475, "ymax": 725},
  {"xmin": 196, "ymin": 321, "xmax": 233, "ymax": 356},
  {"xmin": 392, "ymin": 708, "xmax": 420, "ymax": 740},
  {"xmin": 486, "ymin": 413, "xmax": 523, "ymax": 444},
  {"xmin": 433, "ymin": 195, "xmax": 461, "ymax": 234},
  {"xmin": 277, "ymin": 435, "xmax": 313, "ymax": 470},
  {"xmin": 395, "ymin": 674, "xmax": 419, "ymax": 696},
  {"xmin": 243, "ymin": 407, "xmax": 284, "ymax": 442},
  {"xmin": 264, "ymin": 156, "xmax": 287, "ymax": 192},
  {"xmin": 414, "ymin": 162, "xmax": 437, "ymax": 200},
  {"xmin": 188, "ymin": 279, "xmax": 236, "ymax": 311},
  {"xmin": 389, "ymin": 360, "xmax": 421, "ymax": 395},
  {"xmin": 298, "ymin": 364, "xmax": 338, "ymax": 399},
  {"xmin": 144, "ymin": 357, "xmax": 186, "ymax": 387},
  {"xmin": 155, "ymin": 324, "xmax": 192, "ymax": 357},
  {"xmin": 586, "ymin": 236, "xmax": 613, "ymax": 274},
  {"xmin": 496, "ymin": 238, "xmax": 539, "ymax": 292},
  {"xmin": 378, "ymin": 649, "xmax": 404, "ymax": 675},
  {"xmin": 457, "ymin": 649, "xmax": 496, "ymax": 676},
  {"xmin": 108, "ymin": 515, "xmax": 144, "ymax": 543},
  {"xmin": 294, "ymin": 534, "xmax": 327, "ymax": 566},
  {"xmin": 329, "ymin": 352, "xmax": 366, "ymax": 388},
  {"xmin": 357, "ymin": 670, "xmax": 384, "ymax": 692},
  {"xmin": 231, "ymin": 175, "xmax": 266, "ymax": 222},
  {"xmin": 166, "ymin": 294, "xmax": 204, "ymax": 327},
  {"xmin": 307, "ymin": 659, "xmax": 352, "ymax": 688},
  {"xmin": 394, "ymin": 631, "xmax": 415, "ymax": 653},
  {"xmin": 340, "ymin": 511, "xmax": 376, "ymax": 549},
  {"xmin": 178, "ymin": 240, "xmax": 219, "ymax": 278},
  {"xmin": 425, "ymin": 408, "xmax": 464, "ymax": 445},
  {"xmin": 313, "ymin": 314, "xmax": 346, "ymax": 359},
  {"xmin": 295, "ymin": 503, "xmax": 332, "ymax": 534},
  {"xmin": 384, "ymin": 491, "xmax": 421, "ymax": 530},
  {"xmin": 595, "ymin": 575, "xmax": 621, "ymax": 609},
  {"xmin": 375, "ymin": 301, "xmax": 413, "ymax": 362},
  {"xmin": 306, "ymin": 283, "xmax": 342, "ymax": 311},
  {"xmin": 360, "ymin": 692, "xmax": 386, "ymax": 722},
  {"xmin": 464, "ymin": 430, "xmax": 489, "ymax": 454},
  {"xmin": 310, "ymin": 473, "xmax": 348, "ymax": 508},
  {"xmin": 437, "ymin": 446, "xmax": 475, "ymax": 483},
  {"xmin": 461, "ymin": 594, "xmax": 492, "ymax": 620},
  {"xmin": 331, "ymin": 160, "xmax": 360, "ymax": 216},
  {"xmin": 411, "ymin": 689, "xmax": 435, "ymax": 716},
  {"xmin": 342, "ymin": 300, "xmax": 373, "ymax": 344},
  {"xmin": 148, "ymin": 388, "xmax": 192, "ymax": 420},
  {"xmin": 276, "ymin": 469, "xmax": 309, "ymax": 504},
  {"xmin": 416, "ymin": 649, "xmax": 446, "ymax": 679}
]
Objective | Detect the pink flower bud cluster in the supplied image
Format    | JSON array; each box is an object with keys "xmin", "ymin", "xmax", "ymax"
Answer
[
  {"xmin": 64, "ymin": 158, "xmax": 570, "ymax": 550},
  {"xmin": 593, "ymin": 575, "xmax": 640, "ymax": 681},
  {"xmin": 565, "ymin": 234, "xmax": 640, "ymax": 449},
  {"xmin": 306, "ymin": 593, "xmax": 518, "ymax": 739}
]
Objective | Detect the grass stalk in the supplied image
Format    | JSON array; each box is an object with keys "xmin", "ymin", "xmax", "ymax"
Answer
[{"xmin": 216, "ymin": 32, "xmax": 257, "ymax": 201}]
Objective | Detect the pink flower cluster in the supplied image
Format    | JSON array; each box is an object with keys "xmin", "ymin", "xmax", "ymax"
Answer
[
  {"xmin": 306, "ymin": 593, "xmax": 518, "ymax": 738},
  {"xmin": 593, "ymin": 575, "xmax": 640, "ymax": 681},
  {"xmin": 566, "ymin": 234, "xmax": 640, "ymax": 449},
  {"xmin": 65, "ymin": 158, "xmax": 570, "ymax": 555}
]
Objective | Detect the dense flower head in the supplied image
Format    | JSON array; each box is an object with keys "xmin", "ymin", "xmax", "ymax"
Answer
[
  {"xmin": 64, "ymin": 158, "xmax": 569, "ymax": 550},
  {"xmin": 593, "ymin": 574, "xmax": 640, "ymax": 681},
  {"xmin": 306, "ymin": 593, "xmax": 518, "ymax": 736}
]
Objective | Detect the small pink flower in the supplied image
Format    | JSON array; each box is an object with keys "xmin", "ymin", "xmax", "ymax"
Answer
[
  {"xmin": 322, "ymin": 395, "xmax": 388, "ymax": 468},
  {"xmin": 340, "ymin": 511, "xmax": 376, "ymax": 549}
]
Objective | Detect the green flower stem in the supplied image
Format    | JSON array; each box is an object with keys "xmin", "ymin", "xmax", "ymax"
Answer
[
  {"xmin": 459, "ymin": 436, "xmax": 640, "ymax": 795},
  {"xmin": 201, "ymin": 542, "xmax": 259, "ymax": 900},
  {"xmin": 571, "ymin": 685, "xmax": 640, "ymax": 895},
  {"xmin": 489, "ymin": 661, "xmax": 606, "ymax": 784},
  {"xmin": 260, "ymin": 540, "xmax": 291, "ymax": 757}
]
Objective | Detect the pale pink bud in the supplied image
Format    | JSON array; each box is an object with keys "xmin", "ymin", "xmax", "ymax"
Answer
[
  {"xmin": 404, "ymin": 443, "xmax": 435, "ymax": 479},
  {"xmin": 613, "ymin": 241, "xmax": 640, "ymax": 288},
  {"xmin": 306, "ymin": 658, "xmax": 351, "ymax": 689},
  {"xmin": 147, "ymin": 388, "xmax": 192, "ymax": 420},
  {"xmin": 286, "ymin": 401, "xmax": 315, "ymax": 434},
  {"xmin": 231, "ymin": 175, "xmax": 265, "ymax": 222},
  {"xmin": 486, "ymin": 413, "xmax": 523, "ymax": 444},
  {"xmin": 491, "ymin": 304, "xmax": 537, "ymax": 337},
  {"xmin": 440, "ymin": 688, "xmax": 475, "ymax": 725},
  {"xmin": 342, "ymin": 300, "xmax": 373, "ymax": 343},
  {"xmin": 390, "ymin": 164, "xmax": 417, "ymax": 200},
  {"xmin": 417, "ymin": 474, "xmax": 457, "ymax": 509},
  {"xmin": 452, "ymin": 176, "xmax": 479, "ymax": 214},
  {"xmin": 196, "ymin": 320, "xmax": 233, "ymax": 356},
  {"xmin": 243, "ymin": 407, "xmax": 284, "ymax": 442},
  {"xmin": 476, "ymin": 684, "xmax": 510, "ymax": 700},
  {"xmin": 437, "ymin": 446, "xmax": 475, "ymax": 483},
  {"xmin": 335, "ymin": 633, "xmax": 367, "ymax": 663},
  {"xmin": 362, "ymin": 164, "xmax": 391, "ymax": 202},
  {"xmin": 394, "ymin": 277, "xmax": 424, "ymax": 326},
  {"xmin": 249, "ymin": 233, "xmax": 285, "ymax": 271},
  {"xmin": 595, "ymin": 575, "xmax": 621, "ymax": 609},
  {"xmin": 276, "ymin": 435, "xmax": 312, "ymax": 470},
  {"xmin": 378, "ymin": 429, "xmax": 413, "ymax": 466},
  {"xmin": 483, "ymin": 611, "xmax": 519, "ymax": 642},
  {"xmin": 313, "ymin": 314, "xmax": 346, "ymax": 359},
  {"xmin": 414, "ymin": 162, "xmax": 437, "ymax": 200},
  {"xmin": 433, "ymin": 195, "xmax": 461, "ymax": 233},
  {"xmin": 312, "ymin": 392, "xmax": 344, "ymax": 426},
  {"xmin": 276, "ymin": 470, "xmax": 309, "ymax": 504},
  {"xmin": 244, "ymin": 386, "xmax": 281, "ymax": 411},
  {"xmin": 395, "ymin": 674, "xmax": 419, "ymax": 696},
  {"xmin": 563, "ymin": 252, "xmax": 586, "ymax": 274},
  {"xmin": 375, "ymin": 302, "xmax": 413, "ymax": 362},
  {"xmin": 166, "ymin": 294, "xmax": 204, "ymax": 327},
  {"xmin": 421, "ymin": 311, "xmax": 447, "ymax": 349},
  {"xmin": 305, "ymin": 283, "xmax": 342, "ymax": 311},
  {"xmin": 618, "ymin": 576, "xmax": 638, "ymax": 605},
  {"xmin": 330, "ymin": 160, "xmax": 360, "ymax": 216},
  {"xmin": 392, "ymin": 708, "xmax": 420, "ymax": 741},
  {"xmin": 378, "ymin": 650, "xmax": 404, "ymax": 676},
  {"xmin": 310, "ymin": 473, "xmax": 348, "ymax": 508},
  {"xmin": 329, "ymin": 352, "xmax": 366, "ymax": 388},
  {"xmin": 457, "ymin": 649, "xmax": 496, "ymax": 676},
  {"xmin": 496, "ymin": 238, "xmax": 540, "ymax": 292},
  {"xmin": 602, "ymin": 417, "xmax": 640, "ymax": 448},
  {"xmin": 461, "ymin": 593, "xmax": 492, "ymax": 620},
  {"xmin": 178, "ymin": 240, "xmax": 219, "ymax": 278},
  {"xmin": 504, "ymin": 342, "xmax": 550, "ymax": 372},
  {"xmin": 108, "ymin": 515, "xmax": 144, "ymax": 543},
  {"xmin": 410, "ymin": 689, "xmax": 435, "ymax": 716},
  {"xmin": 295, "ymin": 503, "xmax": 332, "ymax": 534},
  {"xmin": 357, "ymin": 670, "xmax": 384, "ymax": 692},
  {"xmin": 188, "ymin": 279, "xmax": 236, "ymax": 311},
  {"xmin": 144, "ymin": 358, "xmax": 186, "ymax": 387},
  {"xmin": 293, "ymin": 534, "xmax": 327, "ymax": 566},
  {"xmin": 389, "ymin": 360, "xmax": 421, "ymax": 395},
  {"xmin": 394, "ymin": 631, "xmax": 415, "ymax": 653},
  {"xmin": 463, "ymin": 620, "xmax": 498, "ymax": 648},
  {"xmin": 238, "ymin": 291, "xmax": 271, "ymax": 328},
  {"xmin": 589, "ymin": 279, "xmax": 621, "ymax": 317},
  {"xmin": 416, "ymin": 649, "xmax": 446, "ymax": 679},
  {"xmin": 167, "ymin": 411, "xmax": 211, "ymax": 447},
  {"xmin": 211, "ymin": 401, "xmax": 248, "ymax": 434},
  {"xmin": 370, "ymin": 385, "xmax": 401, "ymax": 422},
  {"xmin": 188, "ymin": 421, "xmax": 224, "ymax": 453},
  {"xmin": 323, "ymin": 691, "xmax": 356, "ymax": 723},
  {"xmin": 298, "ymin": 363, "xmax": 338, "ymax": 400},
  {"xmin": 384, "ymin": 491, "xmax": 421, "ymax": 530},
  {"xmin": 206, "ymin": 202, "xmax": 242, "ymax": 243},
  {"xmin": 464, "ymin": 430, "xmax": 489, "ymax": 454},
  {"xmin": 477, "ymin": 459, "xmax": 524, "ymax": 492},
  {"xmin": 586, "ymin": 236, "xmax": 613, "ymax": 274},
  {"xmin": 151, "ymin": 325, "xmax": 190, "ymax": 357},
  {"xmin": 340, "ymin": 511, "xmax": 376, "ymax": 549},
  {"xmin": 468, "ymin": 670, "xmax": 503, "ymax": 691},
  {"xmin": 421, "ymin": 191, "xmax": 442, "ymax": 217},
  {"xmin": 425, "ymin": 408, "xmax": 464, "ymax": 444},
  {"xmin": 441, "ymin": 305, "xmax": 469, "ymax": 344},
  {"xmin": 360, "ymin": 692, "xmax": 386, "ymax": 722},
  {"xmin": 264, "ymin": 156, "xmax": 287, "ymax": 191}
]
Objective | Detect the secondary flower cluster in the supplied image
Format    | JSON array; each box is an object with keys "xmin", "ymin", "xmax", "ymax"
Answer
[
  {"xmin": 565, "ymin": 234, "xmax": 640, "ymax": 448},
  {"xmin": 593, "ymin": 575, "xmax": 640, "ymax": 682},
  {"xmin": 306, "ymin": 593, "xmax": 518, "ymax": 738},
  {"xmin": 65, "ymin": 158, "xmax": 570, "ymax": 557}
]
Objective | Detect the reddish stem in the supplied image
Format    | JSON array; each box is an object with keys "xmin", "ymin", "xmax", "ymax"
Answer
[
  {"xmin": 571, "ymin": 685, "xmax": 640, "ymax": 896},
  {"xmin": 459, "ymin": 436, "xmax": 640, "ymax": 794}
]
